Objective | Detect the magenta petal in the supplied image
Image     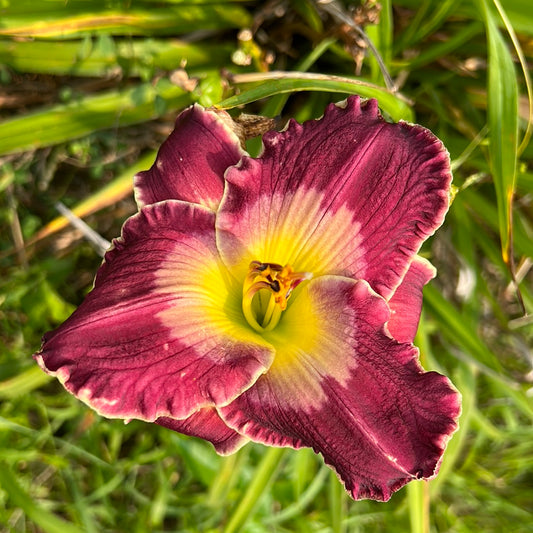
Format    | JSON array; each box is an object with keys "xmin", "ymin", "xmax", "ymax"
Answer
[
  {"xmin": 35, "ymin": 201, "xmax": 274, "ymax": 422},
  {"xmin": 157, "ymin": 408, "xmax": 247, "ymax": 455},
  {"xmin": 134, "ymin": 105, "xmax": 245, "ymax": 210},
  {"xmin": 217, "ymin": 96, "xmax": 451, "ymax": 300},
  {"xmin": 220, "ymin": 277, "xmax": 460, "ymax": 501},
  {"xmin": 387, "ymin": 256, "xmax": 436, "ymax": 343}
]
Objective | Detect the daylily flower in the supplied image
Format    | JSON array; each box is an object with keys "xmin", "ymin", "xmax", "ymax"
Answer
[{"xmin": 35, "ymin": 96, "xmax": 461, "ymax": 501}]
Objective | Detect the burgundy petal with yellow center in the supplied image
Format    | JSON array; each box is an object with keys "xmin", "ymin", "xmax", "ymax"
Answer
[
  {"xmin": 216, "ymin": 97, "xmax": 451, "ymax": 300},
  {"xmin": 36, "ymin": 202, "xmax": 274, "ymax": 423},
  {"xmin": 219, "ymin": 276, "xmax": 459, "ymax": 500},
  {"xmin": 35, "ymin": 96, "xmax": 461, "ymax": 501}
]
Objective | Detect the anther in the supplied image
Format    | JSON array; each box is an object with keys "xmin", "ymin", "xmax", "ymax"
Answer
[
  {"xmin": 270, "ymin": 280, "xmax": 281, "ymax": 292},
  {"xmin": 242, "ymin": 261, "xmax": 313, "ymax": 333}
]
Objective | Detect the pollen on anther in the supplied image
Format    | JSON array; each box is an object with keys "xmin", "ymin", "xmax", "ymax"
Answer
[{"xmin": 270, "ymin": 280, "xmax": 281, "ymax": 292}]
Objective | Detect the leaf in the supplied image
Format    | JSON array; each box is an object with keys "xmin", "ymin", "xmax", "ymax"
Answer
[
  {"xmin": 477, "ymin": 0, "xmax": 519, "ymax": 264},
  {"xmin": 0, "ymin": 37, "xmax": 234, "ymax": 77},
  {"xmin": 218, "ymin": 72, "xmax": 414, "ymax": 122},
  {"xmin": 0, "ymin": 463, "xmax": 85, "ymax": 533},
  {"xmin": 29, "ymin": 151, "xmax": 156, "ymax": 246},
  {"xmin": 0, "ymin": 79, "xmax": 191, "ymax": 155},
  {"xmin": 0, "ymin": 2, "xmax": 251, "ymax": 39},
  {"xmin": 0, "ymin": 366, "xmax": 51, "ymax": 399}
]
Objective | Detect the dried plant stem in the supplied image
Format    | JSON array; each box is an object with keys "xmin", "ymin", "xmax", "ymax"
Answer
[
  {"xmin": 54, "ymin": 202, "xmax": 110, "ymax": 257},
  {"xmin": 6, "ymin": 184, "xmax": 28, "ymax": 269}
]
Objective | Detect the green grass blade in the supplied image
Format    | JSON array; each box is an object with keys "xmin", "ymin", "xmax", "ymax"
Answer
[
  {"xmin": 0, "ymin": 463, "xmax": 85, "ymax": 533},
  {"xmin": 0, "ymin": 365, "xmax": 51, "ymax": 399},
  {"xmin": 429, "ymin": 363, "xmax": 476, "ymax": 496},
  {"xmin": 0, "ymin": 79, "xmax": 191, "ymax": 155},
  {"xmin": 492, "ymin": 0, "xmax": 533, "ymax": 154},
  {"xmin": 460, "ymin": 188, "xmax": 533, "ymax": 259},
  {"xmin": 62, "ymin": 470, "xmax": 99, "ymax": 533},
  {"xmin": 0, "ymin": 37, "xmax": 234, "ymax": 77},
  {"xmin": 396, "ymin": 21, "xmax": 483, "ymax": 72},
  {"xmin": 29, "ymin": 151, "xmax": 156, "ymax": 245},
  {"xmin": 0, "ymin": 3, "xmax": 251, "ymax": 39},
  {"xmin": 291, "ymin": 0, "xmax": 323, "ymax": 33},
  {"xmin": 207, "ymin": 452, "xmax": 242, "ymax": 506},
  {"xmin": 378, "ymin": 0, "xmax": 393, "ymax": 67},
  {"xmin": 365, "ymin": 0, "xmax": 393, "ymax": 84},
  {"xmin": 218, "ymin": 72, "xmax": 414, "ymax": 122},
  {"xmin": 260, "ymin": 38, "xmax": 336, "ymax": 117},
  {"xmin": 407, "ymin": 480, "xmax": 429, "ymax": 533},
  {"xmin": 393, "ymin": 0, "xmax": 431, "ymax": 53},
  {"xmin": 329, "ymin": 470, "xmax": 347, "ymax": 533},
  {"xmin": 0, "ymin": 417, "xmax": 114, "ymax": 469},
  {"xmin": 423, "ymin": 284, "xmax": 502, "ymax": 373},
  {"xmin": 224, "ymin": 447, "xmax": 285, "ymax": 533},
  {"xmin": 477, "ymin": 0, "xmax": 519, "ymax": 264},
  {"xmin": 412, "ymin": 0, "xmax": 463, "ymax": 44},
  {"xmin": 264, "ymin": 465, "xmax": 329, "ymax": 525}
]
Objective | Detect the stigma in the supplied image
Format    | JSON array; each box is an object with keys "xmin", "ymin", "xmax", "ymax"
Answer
[{"xmin": 242, "ymin": 261, "xmax": 313, "ymax": 333}]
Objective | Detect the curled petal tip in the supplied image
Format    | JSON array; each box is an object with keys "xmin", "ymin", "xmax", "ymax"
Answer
[{"xmin": 134, "ymin": 104, "xmax": 245, "ymax": 210}]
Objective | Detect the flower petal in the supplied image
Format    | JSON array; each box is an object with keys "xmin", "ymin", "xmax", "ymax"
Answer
[
  {"xmin": 35, "ymin": 201, "xmax": 274, "ymax": 422},
  {"xmin": 219, "ymin": 276, "xmax": 461, "ymax": 501},
  {"xmin": 134, "ymin": 105, "xmax": 245, "ymax": 210},
  {"xmin": 157, "ymin": 408, "xmax": 247, "ymax": 455},
  {"xmin": 387, "ymin": 255, "xmax": 436, "ymax": 343},
  {"xmin": 216, "ymin": 96, "xmax": 451, "ymax": 299}
]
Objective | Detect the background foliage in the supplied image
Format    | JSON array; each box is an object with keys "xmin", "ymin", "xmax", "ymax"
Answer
[{"xmin": 0, "ymin": 0, "xmax": 532, "ymax": 531}]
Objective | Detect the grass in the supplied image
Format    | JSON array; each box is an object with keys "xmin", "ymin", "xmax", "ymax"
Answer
[{"xmin": 1, "ymin": 0, "xmax": 532, "ymax": 531}]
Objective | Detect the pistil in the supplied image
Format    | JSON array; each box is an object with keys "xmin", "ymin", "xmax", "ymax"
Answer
[{"xmin": 242, "ymin": 261, "xmax": 312, "ymax": 333}]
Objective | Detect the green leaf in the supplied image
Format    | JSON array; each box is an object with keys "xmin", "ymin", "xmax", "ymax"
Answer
[
  {"xmin": 196, "ymin": 72, "xmax": 224, "ymax": 107},
  {"xmin": 217, "ymin": 73, "xmax": 414, "ymax": 122},
  {"xmin": 0, "ymin": 79, "xmax": 192, "ymax": 155},
  {"xmin": 0, "ymin": 37, "xmax": 234, "ymax": 77},
  {"xmin": 407, "ymin": 480, "xmax": 429, "ymax": 533},
  {"xmin": 423, "ymin": 284, "xmax": 502, "ymax": 374},
  {"xmin": 224, "ymin": 447, "xmax": 286, "ymax": 533},
  {"xmin": 0, "ymin": 463, "xmax": 85, "ymax": 533},
  {"xmin": 0, "ymin": 366, "xmax": 51, "ymax": 399},
  {"xmin": 477, "ymin": 0, "xmax": 518, "ymax": 263},
  {"xmin": 0, "ymin": 2, "xmax": 252, "ymax": 39}
]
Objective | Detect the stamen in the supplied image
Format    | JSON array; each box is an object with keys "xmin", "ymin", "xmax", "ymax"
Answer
[{"xmin": 242, "ymin": 261, "xmax": 312, "ymax": 333}]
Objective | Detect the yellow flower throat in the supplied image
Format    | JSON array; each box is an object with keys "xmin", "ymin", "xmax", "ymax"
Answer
[{"xmin": 242, "ymin": 261, "xmax": 312, "ymax": 333}]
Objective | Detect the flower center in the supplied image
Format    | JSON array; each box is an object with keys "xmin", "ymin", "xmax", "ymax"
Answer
[{"xmin": 242, "ymin": 261, "xmax": 312, "ymax": 333}]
